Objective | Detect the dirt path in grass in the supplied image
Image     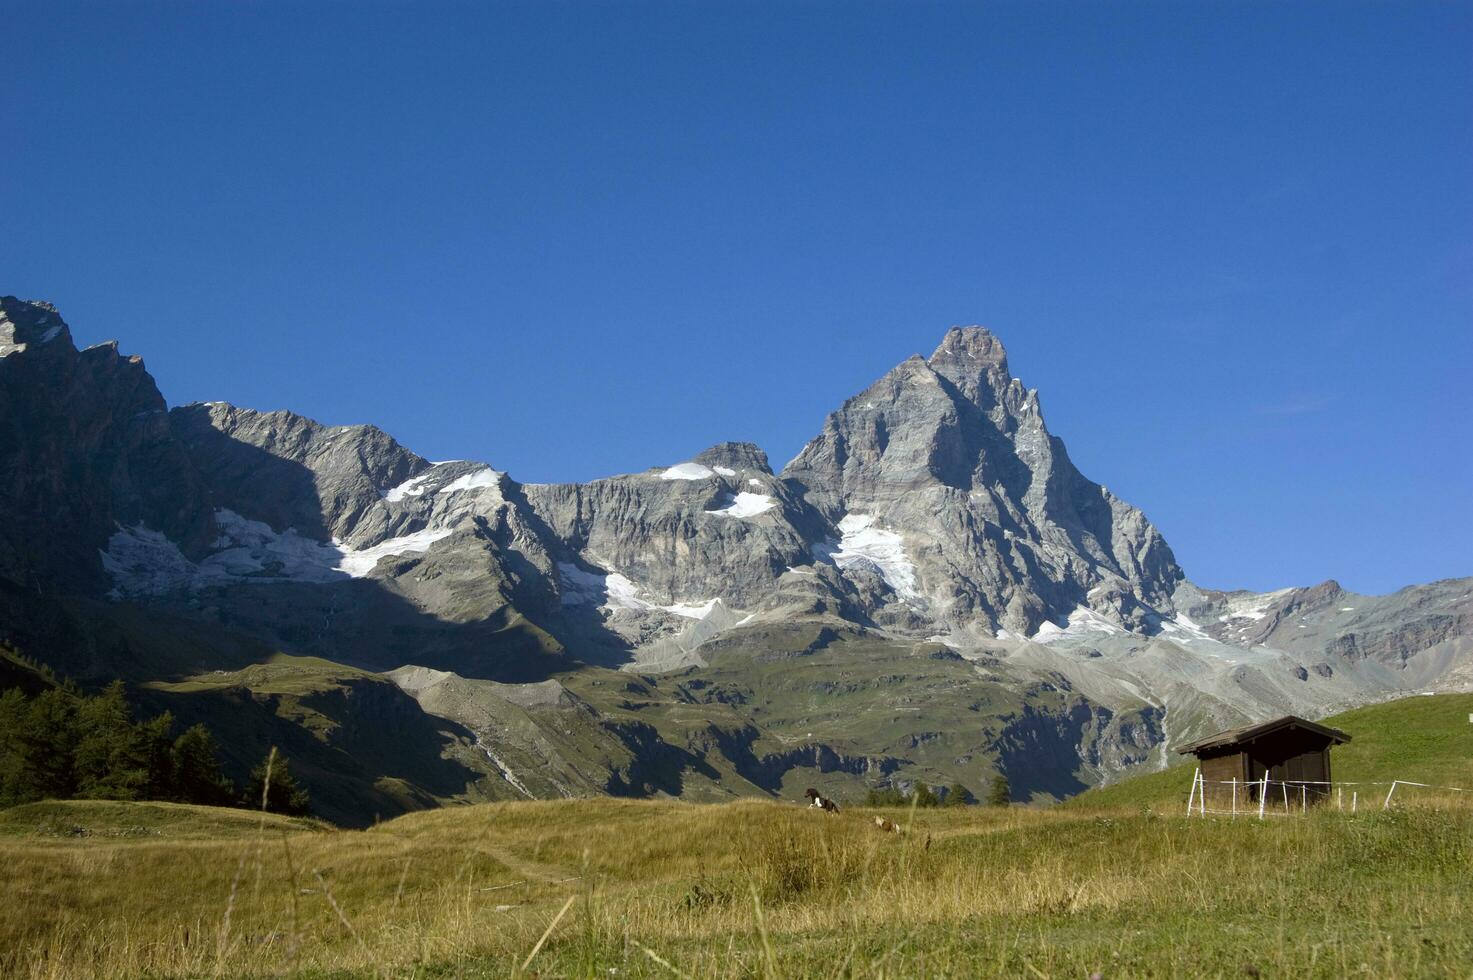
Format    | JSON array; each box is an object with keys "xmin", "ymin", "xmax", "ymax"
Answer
[{"xmin": 471, "ymin": 843, "xmax": 582, "ymax": 886}]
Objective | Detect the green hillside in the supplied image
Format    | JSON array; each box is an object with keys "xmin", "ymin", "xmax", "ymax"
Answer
[
  {"xmin": 0, "ymin": 798, "xmax": 325, "ymax": 838},
  {"xmin": 1070, "ymin": 692, "xmax": 1473, "ymax": 809}
]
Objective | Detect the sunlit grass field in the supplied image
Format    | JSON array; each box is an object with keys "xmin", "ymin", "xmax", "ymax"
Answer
[
  {"xmin": 2, "ymin": 790, "xmax": 1469, "ymax": 978},
  {"xmin": 2, "ymin": 693, "xmax": 1470, "ymax": 978}
]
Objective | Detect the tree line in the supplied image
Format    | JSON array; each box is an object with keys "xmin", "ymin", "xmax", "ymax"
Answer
[
  {"xmin": 863, "ymin": 775, "xmax": 1010, "ymax": 808},
  {"xmin": 0, "ymin": 680, "xmax": 310, "ymax": 815}
]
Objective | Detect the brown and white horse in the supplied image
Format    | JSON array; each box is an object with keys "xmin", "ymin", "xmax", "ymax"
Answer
[{"xmin": 804, "ymin": 788, "xmax": 840, "ymax": 813}]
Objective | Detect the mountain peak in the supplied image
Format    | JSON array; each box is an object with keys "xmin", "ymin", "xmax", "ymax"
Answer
[
  {"xmin": 929, "ymin": 325, "xmax": 1007, "ymax": 367},
  {"xmin": 927, "ymin": 326, "xmax": 1010, "ymax": 407},
  {"xmin": 0, "ymin": 296, "xmax": 73, "ymax": 355},
  {"xmin": 0, "ymin": 296, "xmax": 60, "ymax": 317},
  {"xmin": 693, "ymin": 441, "xmax": 772, "ymax": 474}
]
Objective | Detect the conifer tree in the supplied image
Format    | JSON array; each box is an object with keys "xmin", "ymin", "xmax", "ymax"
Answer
[
  {"xmin": 0, "ymin": 688, "xmax": 28, "ymax": 805},
  {"xmin": 74, "ymin": 681, "xmax": 148, "ymax": 799},
  {"xmin": 244, "ymin": 752, "xmax": 311, "ymax": 816},
  {"xmin": 172, "ymin": 724, "xmax": 235, "ymax": 806},
  {"xmin": 17, "ymin": 687, "xmax": 80, "ymax": 801}
]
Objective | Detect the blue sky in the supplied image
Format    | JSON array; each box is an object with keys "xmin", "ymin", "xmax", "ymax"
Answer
[{"xmin": 3, "ymin": 2, "xmax": 1469, "ymax": 594}]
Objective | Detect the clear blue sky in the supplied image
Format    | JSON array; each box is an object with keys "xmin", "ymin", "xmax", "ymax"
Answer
[{"xmin": 3, "ymin": 2, "xmax": 1469, "ymax": 595}]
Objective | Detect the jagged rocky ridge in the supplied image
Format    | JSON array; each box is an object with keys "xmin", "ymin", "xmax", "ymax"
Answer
[{"xmin": 2, "ymin": 295, "xmax": 1469, "ymax": 817}]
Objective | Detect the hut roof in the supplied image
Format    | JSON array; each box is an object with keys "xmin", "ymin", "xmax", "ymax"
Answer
[{"xmin": 1176, "ymin": 715, "xmax": 1350, "ymax": 756}]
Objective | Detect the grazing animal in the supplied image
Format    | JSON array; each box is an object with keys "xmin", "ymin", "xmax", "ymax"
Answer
[
  {"xmin": 872, "ymin": 816, "xmax": 902, "ymax": 834},
  {"xmin": 804, "ymin": 788, "xmax": 840, "ymax": 813}
]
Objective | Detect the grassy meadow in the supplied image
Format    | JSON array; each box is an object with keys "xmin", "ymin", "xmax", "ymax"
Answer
[{"xmin": 1, "ymin": 694, "xmax": 1469, "ymax": 978}]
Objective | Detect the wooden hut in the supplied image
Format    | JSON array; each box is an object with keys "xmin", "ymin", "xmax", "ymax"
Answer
[{"xmin": 1178, "ymin": 715, "xmax": 1350, "ymax": 809}]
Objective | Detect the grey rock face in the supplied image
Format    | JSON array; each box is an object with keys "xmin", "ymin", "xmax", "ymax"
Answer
[
  {"xmin": 169, "ymin": 403, "xmax": 427, "ymax": 543},
  {"xmin": 0, "ymin": 297, "xmax": 215, "ymax": 594},
  {"xmin": 782, "ymin": 327, "xmax": 1182, "ymax": 636},
  {"xmin": 522, "ymin": 447, "xmax": 814, "ymax": 612}
]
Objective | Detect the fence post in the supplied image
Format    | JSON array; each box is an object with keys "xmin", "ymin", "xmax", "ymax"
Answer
[
  {"xmin": 1352, "ymin": 791, "xmax": 1357, "ymax": 814},
  {"xmin": 1383, "ymin": 781, "xmax": 1399, "ymax": 810},
  {"xmin": 1281, "ymin": 780, "xmax": 1289, "ymax": 813},
  {"xmin": 1337, "ymin": 786, "xmax": 1343, "ymax": 811},
  {"xmin": 1231, "ymin": 778, "xmax": 1237, "ymax": 818},
  {"xmin": 1186, "ymin": 767, "xmax": 1200, "ymax": 816},
  {"xmin": 1258, "ymin": 772, "xmax": 1268, "ymax": 820},
  {"xmin": 1300, "ymin": 784, "xmax": 1306, "ymax": 813},
  {"xmin": 1199, "ymin": 772, "xmax": 1206, "ymax": 816}
]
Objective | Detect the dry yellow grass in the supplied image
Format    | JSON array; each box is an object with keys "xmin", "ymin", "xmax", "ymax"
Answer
[{"xmin": 1, "ymin": 795, "xmax": 1469, "ymax": 978}]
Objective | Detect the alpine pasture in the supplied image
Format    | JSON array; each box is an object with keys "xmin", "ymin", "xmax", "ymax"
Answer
[{"xmin": 1, "ymin": 694, "xmax": 1469, "ymax": 979}]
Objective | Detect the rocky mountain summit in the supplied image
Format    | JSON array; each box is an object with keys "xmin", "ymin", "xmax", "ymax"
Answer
[
  {"xmin": 2, "ymin": 295, "xmax": 1468, "ymax": 821},
  {"xmin": 783, "ymin": 326, "xmax": 1181, "ymax": 639}
]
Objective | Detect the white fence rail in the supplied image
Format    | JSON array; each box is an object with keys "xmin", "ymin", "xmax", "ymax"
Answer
[{"xmin": 1183, "ymin": 767, "xmax": 1468, "ymax": 819}]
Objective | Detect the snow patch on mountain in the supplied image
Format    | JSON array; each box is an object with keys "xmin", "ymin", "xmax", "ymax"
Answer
[
  {"xmin": 208, "ymin": 509, "xmax": 349, "ymax": 582},
  {"xmin": 559, "ymin": 563, "xmax": 664, "ymax": 613},
  {"xmin": 385, "ymin": 468, "xmax": 442, "ymax": 502},
  {"xmin": 1220, "ymin": 589, "xmax": 1294, "ymax": 621},
  {"xmin": 603, "ymin": 572, "xmax": 652, "ymax": 611},
  {"xmin": 660, "ymin": 462, "xmax": 715, "ymax": 481},
  {"xmin": 556, "ymin": 561, "xmax": 723, "ymax": 619},
  {"xmin": 101, "ymin": 511, "xmax": 455, "ymax": 595},
  {"xmin": 99, "ymin": 525, "xmax": 198, "ymax": 596},
  {"xmin": 385, "ymin": 463, "xmax": 499, "ymax": 502},
  {"xmin": 664, "ymin": 599, "xmax": 722, "ymax": 619},
  {"xmin": 1158, "ymin": 612, "xmax": 1212, "ymax": 641},
  {"xmin": 210, "ymin": 509, "xmax": 451, "ymax": 580},
  {"xmin": 557, "ymin": 562, "xmax": 615, "ymax": 604},
  {"xmin": 334, "ymin": 527, "xmax": 455, "ymax": 576},
  {"xmin": 705, "ymin": 492, "xmax": 775, "ymax": 518},
  {"xmin": 820, "ymin": 514, "xmax": 920, "ymax": 600},
  {"xmin": 1032, "ymin": 606, "xmax": 1126, "ymax": 643},
  {"xmin": 440, "ymin": 466, "xmax": 501, "ymax": 495}
]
